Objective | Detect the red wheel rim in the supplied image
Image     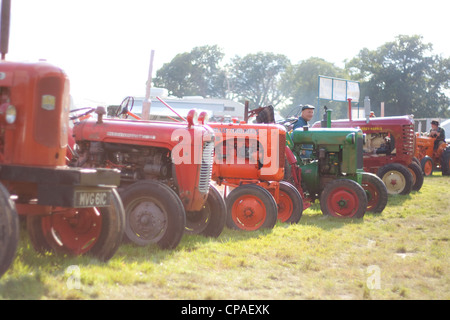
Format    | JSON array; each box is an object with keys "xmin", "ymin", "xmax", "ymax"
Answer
[
  {"xmin": 361, "ymin": 181, "xmax": 379, "ymax": 211},
  {"xmin": 326, "ymin": 187, "xmax": 360, "ymax": 218},
  {"xmin": 41, "ymin": 207, "xmax": 102, "ymax": 255},
  {"xmin": 423, "ymin": 160, "xmax": 433, "ymax": 176},
  {"xmin": 277, "ymin": 190, "xmax": 293, "ymax": 222},
  {"xmin": 231, "ymin": 195, "xmax": 267, "ymax": 231}
]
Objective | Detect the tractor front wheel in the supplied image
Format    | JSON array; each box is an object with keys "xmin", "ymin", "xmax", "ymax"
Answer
[
  {"xmin": 185, "ymin": 184, "xmax": 226, "ymax": 238},
  {"xmin": 27, "ymin": 189, "xmax": 125, "ymax": 261},
  {"xmin": 377, "ymin": 163, "xmax": 413, "ymax": 195},
  {"xmin": 120, "ymin": 180, "xmax": 186, "ymax": 250},
  {"xmin": 420, "ymin": 156, "xmax": 434, "ymax": 176},
  {"xmin": 225, "ymin": 184, "xmax": 278, "ymax": 231},
  {"xmin": 0, "ymin": 184, "xmax": 20, "ymax": 278},
  {"xmin": 361, "ymin": 172, "xmax": 388, "ymax": 213},
  {"xmin": 320, "ymin": 179, "xmax": 367, "ymax": 219},
  {"xmin": 273, "ymin": 181, "xmax": 303, "ymax": 223}
]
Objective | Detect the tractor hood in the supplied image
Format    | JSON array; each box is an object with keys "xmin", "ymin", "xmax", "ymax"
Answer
[{"xmin": 72, "ymin": 118, "xmax": 215, "ymax": 150}]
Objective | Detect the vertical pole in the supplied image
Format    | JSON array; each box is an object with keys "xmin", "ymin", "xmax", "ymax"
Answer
[
  {"xmin": 0, "ymin": 0, "xmax": 11, "ymax": 60},
  {"xmin": 141, "ymin": 49, "xmax": 155, "ymax": 120},
  {"xmin": 348, "ymin": 98, "xmax": 352, "ymax": 121},
  {"xmin": 244, "ymin": 100, "xmax": 249, "ymax": 123},
  {"xmin": 380, "ymin": 102, "xmax": 385, "ymax": 117}
]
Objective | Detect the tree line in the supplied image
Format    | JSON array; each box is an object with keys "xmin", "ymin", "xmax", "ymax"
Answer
[{"xmin": 153, "ymin": 35, "xmax": 450, "ymax": 119}]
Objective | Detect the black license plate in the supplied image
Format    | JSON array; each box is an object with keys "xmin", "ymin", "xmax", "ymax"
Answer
[{"xmin": 74, "ymin": 190, "xmax": 112, "ymax": 208}]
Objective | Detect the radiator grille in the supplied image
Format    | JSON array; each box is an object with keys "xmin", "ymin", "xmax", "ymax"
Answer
[
  {"xmin": 402, "ymin": 124, "xmax": 415, "ymax": 155},
  {"xmin": 198, "ymin": 141, "xmax": 214, "ymax": 194}
]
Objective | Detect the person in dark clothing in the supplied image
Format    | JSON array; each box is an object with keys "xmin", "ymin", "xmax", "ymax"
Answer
[
  {"xmin": 292, "ymin": 105, "xmax": 315, "ymax": 130},
  {"xmin": 430, "ymin": 120, "xmax": 446, "ymax": 150}
]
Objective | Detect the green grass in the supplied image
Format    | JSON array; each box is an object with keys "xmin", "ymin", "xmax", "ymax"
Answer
[{"xmin": 1, "ymin": 173, "xmax": 449, "ymax": 300}]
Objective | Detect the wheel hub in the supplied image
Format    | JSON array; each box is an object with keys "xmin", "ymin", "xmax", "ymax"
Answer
[{"xmin": 128, "ymin": 202, "xmax": 166, "ymax": 243}]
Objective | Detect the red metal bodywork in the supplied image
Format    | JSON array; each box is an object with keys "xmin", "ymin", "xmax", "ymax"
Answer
[
  {"xmin": 0, "ymin": 61, "xmax": 120, "ymax": 213},
  {"xmin": 0, "ymin": 61, "xmax": 70, "ymax": 167},
  {"xmin": 72, "ymin": 118, "xmax": 215, "ymax": 212},
  {"xmin": 313, "ymin": 116, "xmax": 416, "ymax": 174}
]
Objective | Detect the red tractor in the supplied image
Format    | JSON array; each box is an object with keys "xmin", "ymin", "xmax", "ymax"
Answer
[
  {"xmin": 70, "ymin": 98, "xmax": 226, "ymax": 249},
  {"xmin": 208, "ymin": 119, "xmax": 303, "ymax": 231},
  {"xmin": 0, "ymin": 0, "xmax": 125, "ymax": 278},
  {"xmin": 414, "ymin": 133, "xmax": 450, "ymax": 176},
  {"xmin": 313, "ymin": 106, "xmax": 423, "ymax": 195}
]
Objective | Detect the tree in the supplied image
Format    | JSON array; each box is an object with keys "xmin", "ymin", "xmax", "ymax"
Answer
[
  {"xmin": 279, "ymin": 57, "xmax": 348, "ymax": 120},
  {"xmin": 346, "ymin": 35, "xmax": 450, "ymax": 118},
  {"xmin": 153, "ymin": 45, "xmax": 227, "ymax": 98},
  {"xmin": 226, "ymin": 52, "xmax": 290, "ymax": 109}
]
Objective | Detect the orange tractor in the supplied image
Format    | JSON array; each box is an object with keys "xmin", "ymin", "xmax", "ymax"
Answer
[
  {"xmin": 414, "ymin": 133, "xmax": 450, "ymax": 176},
  {"xmin": 208, "ymin": 119, "xmax": 304, "ymax": 231},
  {"xmin": 0, "ymin": 0, "xmax": 125, "ymax": 278}
]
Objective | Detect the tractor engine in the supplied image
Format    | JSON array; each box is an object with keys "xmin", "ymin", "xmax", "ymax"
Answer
[
  {"xmin": 74, "ymin": 141, "xmax": 172, "ymax": 183},
  {"xmin": 317, "ymin": 148, "xmax": 341, "ymax": 176}
]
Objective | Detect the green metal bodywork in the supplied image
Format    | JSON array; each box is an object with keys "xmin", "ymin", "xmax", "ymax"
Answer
[{"xmin": 288, "ymin": 127, "xmax": 365, "ymax": 197}]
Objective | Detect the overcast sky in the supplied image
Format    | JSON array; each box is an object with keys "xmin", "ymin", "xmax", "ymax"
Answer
[{"xmin": 5, "ymin": 0, "xmax": 450, "ymax": 107}]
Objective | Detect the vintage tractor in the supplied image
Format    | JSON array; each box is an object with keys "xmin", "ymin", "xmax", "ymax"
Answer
[
  {"xmin": 254, "ymin": 106, "xmax": 386, "ymax": 218},
  {"xmin": 70, "ymin": 98, "xmax": 226, "ymax": 250},
  {"xmin": 0, "ymin": 0, "xmax": 125, "ymax": 278},
  {"xmin": 286, "ymin": 124, "xmax": 383, "ymax": 218},
  {"xmin": 414, "ymin": 133, "xmax": 450, "ymax": 176},
  {"xmin": 313, "ymin": 104, "xmax": 423, "ymax": 195},
  {"xmin": 208, "ymin": 119, "xmax": 303, "ymax": 230}
]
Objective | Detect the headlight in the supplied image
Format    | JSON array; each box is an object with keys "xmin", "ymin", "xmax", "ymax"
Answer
[
  {"xmin": 186, "ymin": 109, "xmax": 198, "ymax": 128},
  {"xmin": 198, "ymin": 111, "xmax": 208, "ymax": 125},
  {"xmin": 0, "ymin": 103, "xmax": 17, "ymax": 124}
]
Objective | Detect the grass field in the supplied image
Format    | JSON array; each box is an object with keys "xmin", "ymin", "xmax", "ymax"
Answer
[{"xmin": 1, "ymin": 174, "xmax": 449, "ymax": 300}]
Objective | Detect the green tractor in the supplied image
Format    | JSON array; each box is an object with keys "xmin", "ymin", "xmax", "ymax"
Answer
[{"xmin": 282, "ymin": 109, "xmax": 388, "ymax": 218}]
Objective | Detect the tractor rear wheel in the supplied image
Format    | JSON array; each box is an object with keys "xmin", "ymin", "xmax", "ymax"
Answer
[
  {"xmin": 320, "ymin": 179, "xmax": 367, "ymax": 219},
  {"xmin": 0, "ymin": 184, "xmax": 20, "ymax": 278},
  {"xmin": 361, "ymin": 172, "xmax": 388, "ymax": 213},
  {"xmin": 185, "ymin": 184, "xmax": 226, "ymax": 238},
  {"xmin": 408, "ymin": 162, "xmax": 424, "ymax": 191},
  {"xmin": 120, "ymin": 180, "xmax": 186, "ymax": 249},
  {"xmin": 440, "ymin": 149, "xmax": 450, "ymax": 176},
  {"xmin": 420, "ymin": 156, "xmax": 434, "ymax": 176},
  {"xmin": 225, "ymin": 184, "xmax": 277, "ymax": 231},
  {"xmin": 27, "ymin": 189, "xmax": 125, "ymax": 261},
  {"xmin": 273, "ymin": 181, "xmax": 303, "ymax": 223},
  {"xmin": 377, "ymin": 163, "xmax": 413, "ymax": 195}
]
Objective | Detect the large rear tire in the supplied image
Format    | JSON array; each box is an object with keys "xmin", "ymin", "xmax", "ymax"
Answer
[
  {"xmin": 120, "ymin": 180, "xmax": 185, "ymax": 250},
  {"xmin": 185, "ymin": 184, "xmax": 226, "ymax": 238},
  {"xmin": 361, "ymin": 172, "xmax": 388, "ymax": 213},
  {"xmin": 320, "ymin": 179, "xmax": 367, "ymax": 219},
  {"xmin": 408, "ymin": 162, "xmax": 424, "ymax": 191},
  {"xmin": 377, "ymin": 163, "xmax": 413, "ymax": 195},
  {"xmin": 225, "ymin": 184, "xmax": 278, "ymax": 231},
  {"xmin": 0, "ymin": 184, "xmax": 19, "ymax": 278},
  {"xmin": 440, "ymin": 149, "xmax": 450, "ymax": 176},
  {"xmin": 27, "ymin": 189, "xmax": 125, "ymax": 261}
]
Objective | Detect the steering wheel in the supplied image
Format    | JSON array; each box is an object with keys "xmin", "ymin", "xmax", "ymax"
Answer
[{"xmin": 115, "ymin": 96, "xmax": 135, "ymax": 118}]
